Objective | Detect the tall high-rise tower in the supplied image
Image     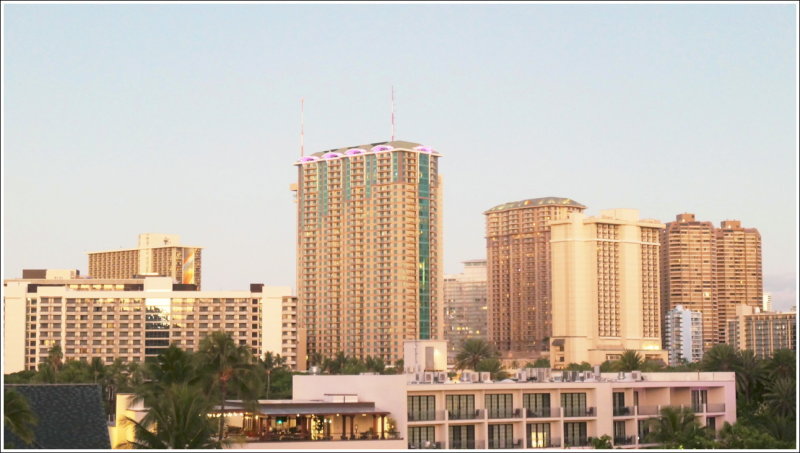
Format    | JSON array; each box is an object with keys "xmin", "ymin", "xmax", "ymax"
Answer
[
  {"xmin": 293, "ymin": 141, "xmax": 443, "ymax": 364},
  {"xmin": 484, "ymin": 197, "xmax": 586, "ymax": 359},
  {"xmin": 444, "ymin": 259, "xmax": 488, "ymax": 364},
  {"xmin": 660, "ymin": 214, "xmax": 762, "ymax": 350},
  {"xmin": 549, "ymin": 209, "xmax": 667, "ymax": 367}
]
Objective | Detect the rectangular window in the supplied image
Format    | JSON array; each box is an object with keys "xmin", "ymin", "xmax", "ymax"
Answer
[
  {"xmin": 524, "ymin": 393, "xmax": 551, "ymax": 417},
  {"xmin": 486, "ymin": 394, "xmax": 513, "ymax": 419},
  {"xmin": 408, "ymin": 395, "xmax": 436, "ymax": 421},
  {"xmin": 527, "ymin": 423, "xmax": 552, "ymax": 448},
  {"xmin": 564, "ymin": 422, "xmax": 587, "ymax": 447},
  {"xmin": 408, "ymin": 426, "xmax": 435, "ymax": 449},
  {"xmin": 448, "ymin": 425, "xmax": 475, "ymax": 449},
  {"xmin": 561, "ymin": 393, "xmax": 588, "ymax": 417},
  {"xmin": 691, "ymin": 390, "xmax": 707, "ymax": 412},
  {"xmin": 488, "ymin": 424, "xmax": 513, "ymax": 449},
  {"xmin": 446, "ymin": 395, "xmax": 475, "ymax": 420}
]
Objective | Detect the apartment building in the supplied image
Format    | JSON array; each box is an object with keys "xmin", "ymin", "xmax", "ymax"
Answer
[
  {"xmin": 727, "ymin": 305, "xmax": 796, "ymax": 358},
  {"xmin": 444, "ymin": 260, "xmax": 488, "ymax": 365},
  {"xmin": 2, "ymin": 273, "xmax": 296, "ymax": 372},
  {"xmin": 664, "ymin": 305, "xmax": 704, "ymax": 366},
  {"xmin": 550, "ymin": 209, "xmax": 667, "ymax": 366},
  {"xmin": 484, "ymin": 197, "xmax": 587, "ymax": 359},
  {"xmin": 88, "ymin": 233, "xmax": 203, "ymax": 288},
  {"xmin": 660, "ymin": 215, "xmax": 763, "ymax": 351},
  {"xmin": 292, "ymin": 141, "xmax": 444, "ymax": 364}
]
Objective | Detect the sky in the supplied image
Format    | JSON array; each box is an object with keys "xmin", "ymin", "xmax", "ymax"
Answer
[{"xmin": 2, "ymin": 3, "xmax": 797, "ymax": 311}]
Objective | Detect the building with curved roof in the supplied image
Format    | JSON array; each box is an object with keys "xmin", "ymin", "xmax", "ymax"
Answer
[{"xmin": 484, "ymin": 197, "xmax": 586, "ymax": 359}]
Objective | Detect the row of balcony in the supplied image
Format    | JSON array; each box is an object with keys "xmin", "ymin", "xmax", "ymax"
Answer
[{"xmin": 409, "ymin": 403, "xmax": 726, "ymax": 422}]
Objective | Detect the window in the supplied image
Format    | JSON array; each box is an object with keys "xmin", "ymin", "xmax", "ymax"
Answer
[
  {"xmin": 409, "ymin": 426, "xmax": 435, "ymax": 449},
  {"xmin": 527, "ymin": 423, "xmax": 551, "ymax": 448},
  {"xmin": 524, "ymin": 393, "xmax": 551, "ymax": 417},
  {"xmin": 448, "ymin": 425, "xmax": 474, "ymax": 449},
  {"xmin": 564, "ymin": 422, "xmax": 587, "ymax": 447},
  {"xmin": 488, "ymin": 424, "xmax": 513, "ymax": 449},
  {"xmin": 485, "ymin": 394, "xmax": 513, "ymax": 419},
  {"xmin": 561, "ymin": 393, "xmax": 587, "ymax": 417},
  {"xmin": 408, "ymin": 395, "xmax": 435, "ymax": 421},
  {"xmin": 691, "ymin": 390, "xmax": 707, "ymax": 412},
  {"xmin": 446, "ymin": 395, "xmax": 475, "ymax": 420}
]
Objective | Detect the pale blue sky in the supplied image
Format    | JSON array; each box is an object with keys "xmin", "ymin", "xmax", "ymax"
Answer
[{"xmin": 2, "ymin": 3, "xmax": 797, "ymax": 310}]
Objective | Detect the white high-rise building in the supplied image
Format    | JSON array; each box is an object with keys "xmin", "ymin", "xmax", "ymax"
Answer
[
  {"xmin": 762, "ymin": 292, "xmax": 773, "ymax": 312},
  {"xmin": 664, "ymin": 305, "xmax": 704, "ymax": 366}
]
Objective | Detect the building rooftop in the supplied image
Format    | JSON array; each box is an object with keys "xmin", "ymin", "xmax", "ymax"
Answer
[
  {"xmin": 295, "ymin": 140, "xmax": 440, "ymax": 165},
  {"xmin": 3, "ymin": 384, "xmax": 111, "ymax": 449},
  {"xmin": 485, "ymin": 197, "xmax": 586, "ymax": 214}
]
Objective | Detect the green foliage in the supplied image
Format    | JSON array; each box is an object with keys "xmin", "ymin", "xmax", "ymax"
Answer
[
  {"xmin": 645, "ymin": 406, "xmax": 716, "ymax": 449},
  {"xmin": 617, "ymin": 350, "xmax": 643, "ymax": 371},
  {"xmin": 717, "ymin": 421, "xmax": 788, "ymax": 449},
  {"xmin": 531, "ymin": 358, "xmax": 550, "ymax": 368},
  {"xmin": 589, "ymin": 434, "xmax": 613, "ymax": 449},
  {"xmin": 4, "ymin": 388, "xmax": 38, "ymax": 446},
  {"xmin": 475, "ymin": 358, "xmax": 509, "ymax": 380},
  {"xmin": 701, "ymin": 344, "xmax": 738, "ymax": 371},
  {"xmin": 565, "ymin": 362, "xmax": 592, "ymax": 371},
  {"xmin": 454, "ymin": 338, "xmax": 498, "ymax": 371}
]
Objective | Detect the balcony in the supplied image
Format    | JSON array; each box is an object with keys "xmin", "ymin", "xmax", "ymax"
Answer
[
  {"xmin": 613, "ymin": 406, "xmax": 634, "ymax": 417},
  {"xmin": 525, "ymin": 407, "xmax": 560, "ymax": 418},
  {"xmin": 449, "ymin": 439, "xmax": 485, "ymax": 449},
  {"xmin": 408, "ymin": 441, "xmax": 442, "ymax": 449},
  {"xmin": 487, "ymin": 408, "xmax": 524, "ymax": 419},
  {"xmin": 408, "ymin": 410, "xmax": 446, "ymax": 422},
  {"xmin": 447, "ymin": 409, "xmax": 484, "ymax": 421},
  {"xmin": 635, "ymin": 405, "xmax": 659, "ymax": 416},
  {"xmin": 528, "ymin": 437, "xmax": 561, "ymax": 449},
  {"xmin": 562, "ymin": 407, "xmax": 595, "ymax": 418},
  {"xmin": 488, "ymin": 438, "xmax": 524, "ymax": 449},
  {"xmin": 614, "ymin": 436, "xmax": 636, "ymax": 446},
  {"xmin": 706, "ymin": 403, "xmax": 725, "ymax": 413},
  {"xmin": 564, "ymin": 436, "xmax": 589, "ymax": 447}
]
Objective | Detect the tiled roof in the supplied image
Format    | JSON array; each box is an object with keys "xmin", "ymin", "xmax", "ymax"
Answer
[
  {"xmin": 3, "ymin": 384, "xmax": 111, "ymax": 449},
  {"xmin": 485, "ymin": 197, "xmax": 586, "ymax": 213}
]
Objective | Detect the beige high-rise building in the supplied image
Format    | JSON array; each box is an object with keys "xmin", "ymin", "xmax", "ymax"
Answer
[
  {"xmin": 2, "ymin": 274, "xmax": 297, "ymax": 373},
  {"xmin": 484, "ymin": 197, "xmax": 586, "ymax": 358},
  {"xmin": 659, "ymin": 214, "xmax": 718, "ymax": 351},
  {"xmin": 727, "ymin": 305, "xmax": 796, "ymax": 358},
  {"xmin": 88, "ymin": 233, "xmax": 202, "ymax": 288},
  {"xmin": 444, "ymin": 260, "xmax": 488, "ymax": 364},
  {"xmin": 660, "ymin": 215, "xmax": 762, "ymax": 350},
  {"xmin": 715, "ymin": 220, "xmax": 763, "ymax": 343},
  {"xmin": 550, "ymin": 209, "xmax": 667, "ymax": 367},
  {"xmin": 292, "ymin": 141, "xmax": 443, "ymax": 364}
]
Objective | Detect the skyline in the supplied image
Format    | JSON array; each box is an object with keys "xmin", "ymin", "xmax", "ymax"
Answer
[{"xmin": 2, "ymin": 3, "xmax": 797, "ymax": 311}]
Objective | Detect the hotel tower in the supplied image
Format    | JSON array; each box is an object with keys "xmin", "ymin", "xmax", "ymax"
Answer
[
  {"xmin": 484, "ymin": 197, "xmax": 586, "ymax": 359},
  {"xmin": 293, "ymin": 140, "xmax": 443, "ymax": 364}
]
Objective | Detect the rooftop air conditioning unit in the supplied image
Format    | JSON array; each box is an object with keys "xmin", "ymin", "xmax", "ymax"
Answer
[
  {"xmin": 460, "ymin": 371, "xmax": 473, "ymax": 383},
  {"xmin": 423, "ymin": 372, "xmax": 434, "ymax": 383},
  {"xmin": 480, "ymin": 372, "xmax": 491, "ymax": 383},
  {"xmin": 437, "ymin": 372, "xmax": 448, "ymax": 383},
  {"xmin": 516, "ymin": 370, "xmax": 528, "ymax": 381},
  {"xmin": 632, "ymin": 371, "xmax": 642, "ymax": 381},
  {"xmin": 414, "ymin": 372, "xmax": 425, "ymax": 383}
]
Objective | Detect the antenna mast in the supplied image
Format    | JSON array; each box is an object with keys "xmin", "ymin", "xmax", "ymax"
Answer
[
  {"xmin": 300, "ymin": 97, "xmax": 305, "ymax": 157},
  {"xmin": 391, "ymin": 86, "xmax": 395, "ymax": 142}
]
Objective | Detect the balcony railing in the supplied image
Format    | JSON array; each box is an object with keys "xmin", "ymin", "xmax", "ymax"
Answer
[
  {"xmin": 706, "ymin": 403, "xmax": 725, "ymax": 413},
  {"xmin": 526, "ymin": 407, "xmax": 560, "ymax": 418},
  {"xmin": 635, "ymin": 405, "xmax": 659, "ymax": 416},
  {"xmin": 564, "ymin": 436, "xmax": 589, "ymax": 447},
  {"xmin": 449, "ymin": 439, "xmax": 484, "ymax": 449},
  {"xmin": 563, "ymin": 407, "xmax": 595, "ymax": 417},
  {"xmin": 529, "ymin": 437, "xmax": 561, "ymax": 448},
  {"xmin": 487, "ymin": 438, "xmax": 524, "ymax": 449},
  {"xmin": 408, "ymin": 410, "xmax": 446, "ymax": 422},
  {"xmin": 614, "ymin": 436, "xmax": 636, "ymax": 446},
  {"xmin": 488, "ymin": 408, "xmax": 524, "ymax": 419},
  {"xmin": 613, "ymin": 406, "xmax": 634, "ymax": 416},
  {"xmin": 408, "ymin": 441, "xmax": 442, "ymax": 449},
  {"xmin": 448, "ymin": 409, "xmax": 483, "ymax": 420}
]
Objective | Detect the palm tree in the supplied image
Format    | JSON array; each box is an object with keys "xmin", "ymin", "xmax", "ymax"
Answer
[
  {"xmin": 617, "ymin": 350, "xmax": 643, "ymax": 371},
  {"xmin": 455, "ymin": 339, "xmax": 497, "ymax": 371},
  {"xmin": 4, "ymin": 388, "xmax": 38, "ymax": 447},
  {"xmin": 765, "ymin": 349, "xmax": 795, "ymax": 380},
  {"xmin": 762, "ymin": 377, "xmax": 796, "ymax": 418},
  {"xmin": 700, "ymin": 343, "xmax": 739, "ymax": 371},
  {"xmin": 45, "ymin": 345, "xmax": 63, "ymax": 372},
  {"xmin": 733, "ymin": 350, "xmax": 765, "ymax": 409},
  {"xmin": 198, "ymin": 332, "xmax": 263, "ymax": 442},
  {"xmin": 122, "ymin": 383, "xmax": 219, "ymax": 449},
  {"xmin": 261, "ymin": 351, "xmax": 287, "ymax": 399},
  {"xmin": 475, "ymin": 357, "xmax": 509, "ymax": 380},
  {"xmin": 645, "ymin": 406, "xmax": 714, "ymax": 449}
]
